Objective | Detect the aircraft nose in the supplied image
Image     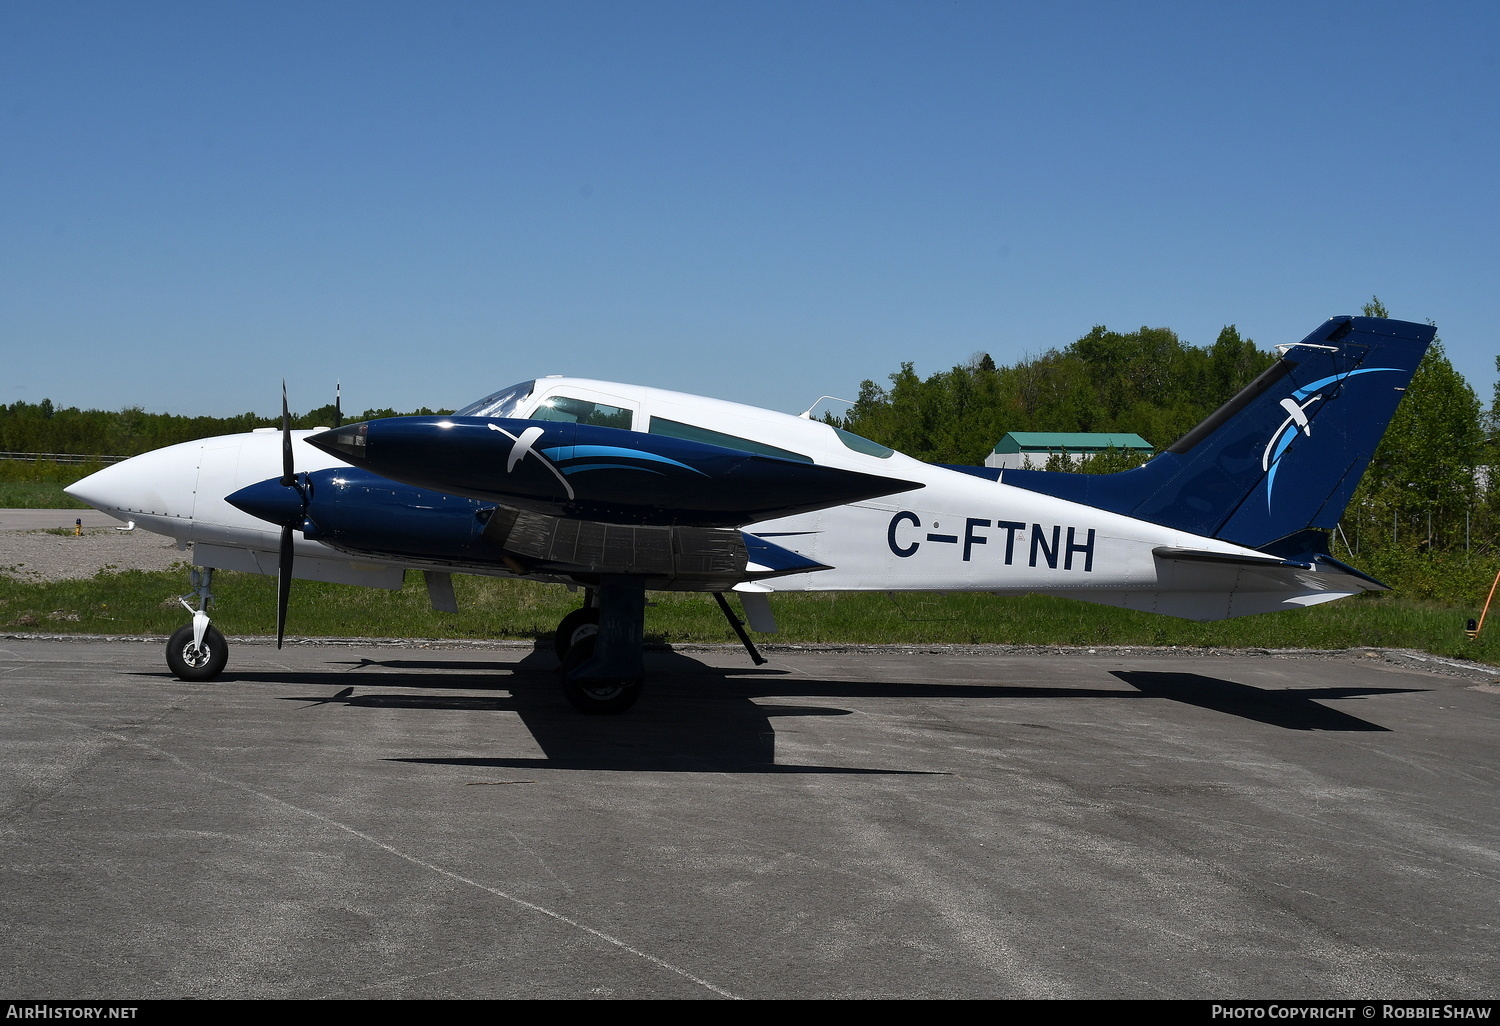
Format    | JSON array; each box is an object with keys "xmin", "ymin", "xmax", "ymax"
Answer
[
  {"xmin": 64, "ymin": 443, "xmax": 201, "ymax": 523},
  {"xmin": 226, "ymin": 477, "xmax": 307, "ymax": 527},
  {"xmin": 63, "ymin": 471, "xmax": 102, "ymax": 507}
]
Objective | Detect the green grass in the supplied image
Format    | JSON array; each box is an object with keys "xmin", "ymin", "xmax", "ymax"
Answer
[
  {"xmin": 0, "ymin": 481, "xmax": 89, "ymax": 509},
  {"xmin": 2, "ymin": 566, "xmax": 1497, "ymax": 665},
  {"xmin": 0, "ymin": 461, "xmax": 107, "ymax": 508}
]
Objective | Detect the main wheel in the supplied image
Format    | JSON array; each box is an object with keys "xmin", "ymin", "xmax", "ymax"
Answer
[
  {"xmin": 553, "ymin": 607, "xmax": 601, "ymax": 661},
  {"xmin": 166, "ymin": 624, "xmax": 228, "ymax": 682},
  {"xmin": 559, "ymin": 637, "xmax": 642, "ymax": 714}
]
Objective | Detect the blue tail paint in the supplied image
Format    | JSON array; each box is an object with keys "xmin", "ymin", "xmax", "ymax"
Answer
[{"xmin": 999, "ymin": 316, "xmax": 1435, "ymax": 552}]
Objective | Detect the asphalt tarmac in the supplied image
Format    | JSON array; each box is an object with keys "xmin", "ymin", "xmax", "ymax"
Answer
[{"xmin": 1, "ymin": 637, "xmax": 1496, "ymax": 999}]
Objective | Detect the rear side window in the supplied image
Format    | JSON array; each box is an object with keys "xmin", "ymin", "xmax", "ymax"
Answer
[
  {"xmin": 832, "ymin": 426, "xmax": 893, "ymax": 458},
  {"xmin": 649, "ymin": 417, "xmax": 812, "ymax": 463},
  {"xmin": 532, "ymin": 395, "xmax": 633, "ymax": 430}
]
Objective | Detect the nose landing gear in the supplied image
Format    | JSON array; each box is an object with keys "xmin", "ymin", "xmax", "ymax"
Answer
[{"xmin": 166, "ymin": 567, "xmax": 228, "ymax": 681}]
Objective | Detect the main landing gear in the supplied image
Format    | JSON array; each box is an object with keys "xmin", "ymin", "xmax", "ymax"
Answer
[
  {"xmin": 166, "ymin": 567, "xmax": 228, "ymax": 681},
  {"xmin": 550, "ymin": 580, "xmax": 770, "ymax": 714},
  {"xmin": 553, "ymin": 578, "xmax": 645, "ymax": 714}
]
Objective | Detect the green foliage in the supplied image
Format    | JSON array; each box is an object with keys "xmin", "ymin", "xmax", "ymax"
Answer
[
  {"xmin": 843, "ymin": 324, "xmax": 1274, "ymax": 464},
  {"xmin": 0, "ymin": 483, "xmax": 91, "ymax": 509},
  {"xmin": 1348, "ymin": 545, "xmax": 1500, "ymax": 605},
  {"xmin": 0, "ymin": 460, "xmax": 109, "ymax": 507},
  {"xmin": 1042, "ymin": 445, "xmax": 1154, "ymax": 475},
  {"xmin": 0, "ymin": 400, "xmax": 265, "ymax": 457},
  {"xmin": 0, "ymin": 459, "xmax": 109, "ymax": 484},
  {"xmin": 1345, "ymin": 299, "xmax": 1484, "ymax": 552},
  {"xmin": 1350, "ymin": 339, "xmax": 1482, "ymax": 541},
  {"xmin": 0, "ymin": 400, "xmax": 455, "ymax": 459}
]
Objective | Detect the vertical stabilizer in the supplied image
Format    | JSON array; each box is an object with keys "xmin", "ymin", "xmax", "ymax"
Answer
[{"xmin": 999, "ymin": 316, "xmax": 1434, "ymax": 550}]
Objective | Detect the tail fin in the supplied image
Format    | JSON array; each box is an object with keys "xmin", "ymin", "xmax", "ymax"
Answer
[{"xmin": 1000, "ymin": 316, "xmax": 1435, "ymax": 551}]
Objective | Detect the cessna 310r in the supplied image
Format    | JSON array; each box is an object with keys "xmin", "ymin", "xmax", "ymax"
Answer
[{"xmin": 66, "ymin": 315, "xmax": 1433, "ymax": 713}]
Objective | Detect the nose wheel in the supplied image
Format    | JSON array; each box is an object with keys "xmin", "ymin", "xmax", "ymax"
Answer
[
  {"xmin": 166, "ymin": 623, "xmax": 228, "ymax": 681},
  {"xmin": 167, "ymin": 566, "xmax": 228, "ymax": 681}
]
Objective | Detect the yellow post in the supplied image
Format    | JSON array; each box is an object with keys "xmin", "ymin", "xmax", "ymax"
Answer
[{"xmin": 74, "ymin": 518, "xmax": 82, "ymax": 536}]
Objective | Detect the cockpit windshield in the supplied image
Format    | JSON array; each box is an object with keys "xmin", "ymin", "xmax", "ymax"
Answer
[{"xmin": 455, "ymin": 380, "xmax": 536, "ymax": 419}]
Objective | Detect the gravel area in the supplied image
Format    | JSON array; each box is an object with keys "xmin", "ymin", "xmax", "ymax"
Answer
[{"xmin": 0, "ymin": 527, "xmax": 189, "ymax": 581}]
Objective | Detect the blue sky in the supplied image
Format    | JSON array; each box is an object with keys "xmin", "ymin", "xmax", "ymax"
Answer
[{"xmin": 3, "ymin": 1, "xmax": 1497, "ymax": 420}]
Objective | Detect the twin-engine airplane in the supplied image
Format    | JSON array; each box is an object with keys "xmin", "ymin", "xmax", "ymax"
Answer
[{"xmin": 66, "ymin": 316, "xmax": 1433, "ymax": 713}]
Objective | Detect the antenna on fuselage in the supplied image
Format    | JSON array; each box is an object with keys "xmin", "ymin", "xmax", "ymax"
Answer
[{"xmin": 798, "ymin": 395, "xmax": 856, "ymax": 420}]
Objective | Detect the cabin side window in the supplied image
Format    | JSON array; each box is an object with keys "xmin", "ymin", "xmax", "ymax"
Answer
[
  {"xmin": 832, "ymin": 426, "xmax": 894, "ymax": 458},
  {"xmin": 531, "ymin": 395, "xmax": 634, "ymax": 430},
  {"xmin": 648, "ymin": 417, "xmax": 812, "ymax": 463}
]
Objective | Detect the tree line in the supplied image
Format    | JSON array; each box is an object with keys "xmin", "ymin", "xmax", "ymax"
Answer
[{"xmin": 0, "ymin": 401, "xmax": 449, "ymax": 458}]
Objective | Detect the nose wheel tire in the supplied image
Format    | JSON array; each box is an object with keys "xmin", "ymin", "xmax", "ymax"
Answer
[
  {"xmin": 559, "ymin": 637, "xmax": 642, "ymax": 714},
  {"xmin": 553, "ymin": 607, "xmax": 601, "ymax": 661},
  {"xmin": 166, "ymin": 624, "xmax": 228, "ymax": 682}
]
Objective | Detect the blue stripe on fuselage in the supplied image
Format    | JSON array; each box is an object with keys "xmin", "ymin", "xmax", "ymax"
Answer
[{"xmin": 541, "ymin": 444, "xmax": 708, "ymax": 475}]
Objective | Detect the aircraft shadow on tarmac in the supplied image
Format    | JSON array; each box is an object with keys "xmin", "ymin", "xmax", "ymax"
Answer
[
  {"xmin": 172, "ymin": 647, "xmax": 914, "ymax": 774},
  {"xmin": 149, "ymin": 647, "xmax": 1423, "ymax": 771},
  {"xmin": 1109, "ymin": 670, "xmax": 1416, "ymax": 732}
]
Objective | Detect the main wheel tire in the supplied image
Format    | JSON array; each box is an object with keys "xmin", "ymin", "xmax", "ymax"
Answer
[
  {"xmin": 558, "ymin": 637, "xmax": 642, "ymax": 714},
  {"xmin": 553, "ymin": 607, "xmax": 601, "ymax": 661},
  {"xmin": 166, "ymin": 624, "xmax": 228, "ymax": 682}
]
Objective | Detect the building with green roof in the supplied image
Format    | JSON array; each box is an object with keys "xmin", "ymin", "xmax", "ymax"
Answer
[{"xmin": 984, "ymin": 431, "xmax": 1154, "ymax": 470}]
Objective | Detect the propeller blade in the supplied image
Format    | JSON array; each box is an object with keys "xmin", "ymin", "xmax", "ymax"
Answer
[
  {"xmin": 280, "ymin": 381, "xmax": 295, "ymax": 487},
  {"xmin": 333, "ymin": 381, "xmax": 342, "ymax": 429},
  {"xmin": 276, "ymin": 522, "xmax": 294, "ymax": 649}
]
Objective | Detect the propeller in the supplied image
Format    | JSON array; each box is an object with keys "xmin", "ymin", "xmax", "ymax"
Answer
[
  {"xmin": 225, "ymin": 382, "xmax": 322, "ymax": 649},
  {"xmin": 276, "ymin": 381, "xmax": 305, "ymax": 649},
  {"xmin": 333, "ymin": 381, "xmax": 342, "ymax": 429}
]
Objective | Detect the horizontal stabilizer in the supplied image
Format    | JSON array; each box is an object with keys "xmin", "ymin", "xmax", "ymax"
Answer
[
  {"xmin": 1048, "ymin": 542, "xmax": 1388, "ymax": 621},
  {"xmin": 1152, "ymin": 546, "xmax": 1312, "ymax": 570}
]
